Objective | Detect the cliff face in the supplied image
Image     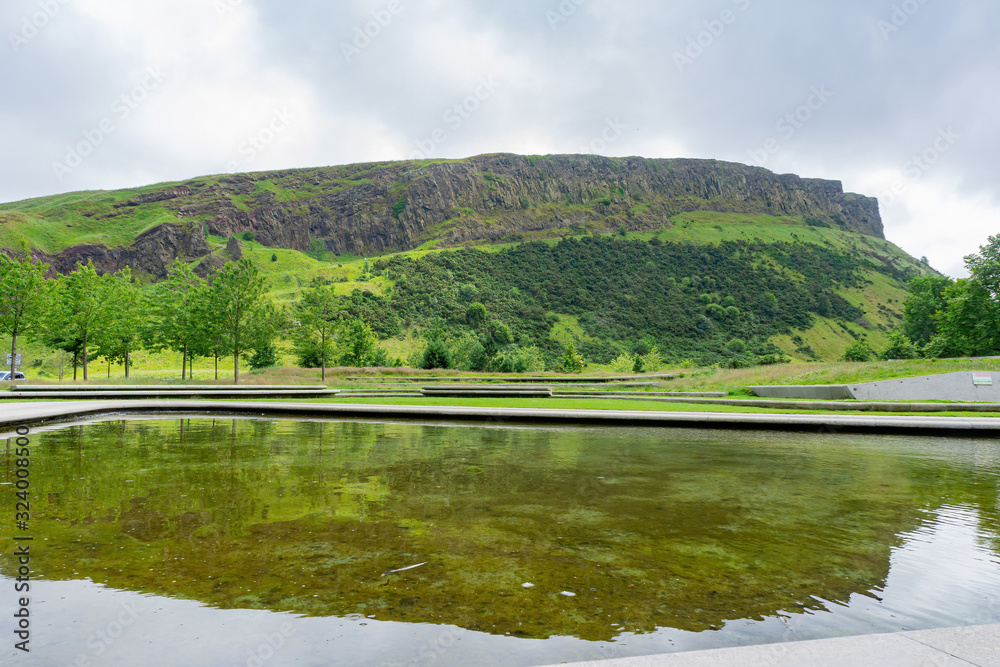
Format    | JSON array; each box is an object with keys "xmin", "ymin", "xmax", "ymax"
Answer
[
  {"xmin": 37, "ymin": 223, "xmax": 212, "ymax": 279},
  {"xmin": 23, "ymin": 154, "xmax": 884, "ymax": 274}
]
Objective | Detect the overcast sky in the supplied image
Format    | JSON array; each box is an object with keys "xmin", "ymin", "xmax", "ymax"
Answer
[{"xmin": 1, "ymin": 0, "xmax": 997, "ymax": 277}]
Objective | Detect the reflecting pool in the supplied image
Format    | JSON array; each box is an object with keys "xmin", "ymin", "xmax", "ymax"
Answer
[{"xmin": 2, "ymin": 417, "xmax": 999, "ymax": 666}]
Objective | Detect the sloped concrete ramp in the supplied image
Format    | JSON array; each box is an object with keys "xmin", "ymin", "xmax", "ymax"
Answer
[{"xmin": 753, "ymin": 371, "xmax": 1000, "ymax": 402}]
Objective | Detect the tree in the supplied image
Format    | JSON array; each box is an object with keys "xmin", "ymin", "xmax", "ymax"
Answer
[
  {"xmin": 246, "ymin": 302, "xmax": 287, "ymax": 370},
  {"xmin": 420, "ymin": 337, "xmax": 452, "ymax": 370},
  {"xmin": 192, "ymin": 290, "xmax": 228, "ymax": 381},
  {"xmin": 965, "ymin": 235, "xmax": 1000, "ymax": 299},
  {"xmin": 293, "ymin": 285, "xmax": 345, "ymax": 380},
  {"xmin": 560, "ymin": 344, "xmax": 586, "ymax": 373},
  {"xmin": 336, "ymin": 318, "xmax": 380, "ymax": 367},
  {"xmin": 145, "ymin": 260, "xmax": 207, "ymax": 380},
  {"xmin": 466, "ymin": 302, "xmax": 488, "ymax": 329},
  {"xmin": 93, "ymin": 267, "xmax": 147, "ymax": 378},
  {"xmin": 0, "ymin": 249, "xmax": 50, "ymax": 383},
  {"xmin": 841, "ymin": 339, "xmax": 875, "ymax": 362},
  {"xmin": 206, "ymin": 259, "xmax": 270, "ymax": 384},
  {"xmin": 902, "ymin": 275, "xmax": 953, "ymax": 346},
  {"xmin": 308, "ymin": 238, "xmax": 326, "ymax": 260},
  {"xmin": 51, "ymin": 261, "xmax": 111, "ymax": 381},
  {"xmin": 933, "ymin": 279, "xmax": 1000, "ymax": 357},
  {"xmin": 484, "ymin": 319, "xmax": 513, "ymax": 359},
  {"xmin": 880, "ymin": 332, "xmax": 919, "ymax": 360}
]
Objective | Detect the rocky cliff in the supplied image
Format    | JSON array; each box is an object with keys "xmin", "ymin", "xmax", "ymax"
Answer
[{"xmin": 8, "ymin": 154, "xmax": 885, "ymax": 275}]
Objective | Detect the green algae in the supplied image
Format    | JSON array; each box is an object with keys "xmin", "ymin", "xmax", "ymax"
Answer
[{"xmin": 2, "ymin": 419, "xmax": 998, "ymax": 642}]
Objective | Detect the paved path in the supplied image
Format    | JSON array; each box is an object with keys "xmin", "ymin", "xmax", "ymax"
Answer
[
  {"xmin": 543, "ymin": 623, "xmax": 1000, "ymax": 666},
  {"xmin": 1, "ymin": 400, "xmax": 1000, "ymax": 435}
]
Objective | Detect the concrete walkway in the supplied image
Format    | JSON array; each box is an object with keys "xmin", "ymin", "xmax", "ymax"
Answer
[
  {"xmin": 0, "ymin": 395, "xmax": 1000, "ymax": 437},
  {"xmin": 2, "ymin": 400, "xmax": 1000, "ymax": 435},
  {"xmin": 544, "ymin": 623, "xmax": 1000, "ymax": 666}
]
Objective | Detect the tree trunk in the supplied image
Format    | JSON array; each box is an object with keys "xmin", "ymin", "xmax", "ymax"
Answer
[
  {"xmin": 234, "ymin": 351, "xmax": 239, "ymax": 385},
  {"xmin": 73, "ymin": 351, "xmax": 78, "ymax": 381},
  {"xmin": 9, "ymin": 331, "xmax": 17, "ymax": 384},
  {"xmin": 125, "ymin": 345, "xmax": 130, "ymax": 379},
  {"xmin": 82, "ymin": 332, "xmax": 88, "ymax": 381},
  {"xmin": 214, "ymin": 353, "xmax": 218, "ymax": 380},
  {"xmin": 107, "ymin": 359, "xmax": 111, "ymax": 378},
  {"xmin": 182, "ymin": 343, "xmax": 187, "ymax": 381},
  {"xmin": 321, "ymin": 332, "xmax": 326, "ymax": 382},
  {"xmin": 189, "ymin": 355, "xmax": 194, "ymax": 381}
]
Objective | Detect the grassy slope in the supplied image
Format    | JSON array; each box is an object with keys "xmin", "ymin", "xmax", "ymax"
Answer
[{"xmin": 1, "ymin": 169, "xmax": 933, "ymax": 364}]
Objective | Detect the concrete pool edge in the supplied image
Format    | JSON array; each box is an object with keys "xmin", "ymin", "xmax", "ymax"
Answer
[
  {"xmin": 4, "ymin": 400, "xmax": 1000, "ymax": 436},
  {"xmin": 542, "ymin": 622, "xmax": 1000, "ymax": 666}
]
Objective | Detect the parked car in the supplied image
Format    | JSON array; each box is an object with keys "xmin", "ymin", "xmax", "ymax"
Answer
[{"xmin": 0, "ymin": 371, "xmax": 26, "ymax": 381}]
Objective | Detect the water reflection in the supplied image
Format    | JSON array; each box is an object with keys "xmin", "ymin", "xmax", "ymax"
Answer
[{"xmin": 1, "ymin": 418, "xmax": 999, "ymax": 665}]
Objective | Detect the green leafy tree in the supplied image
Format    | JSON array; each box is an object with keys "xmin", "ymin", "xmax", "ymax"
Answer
[
  {"xmin": 902, "ymin": 275, "xmax": 953, "ymax": 346},
  {"xmin": 93, "ymin": 267, "xmax": 147, "ymax": 378},
  {"xmin": 965, "ymin": 235, "xmax": 1000, "ymax": 298},
  {"xmin": 293, "ymin": 285, "xmax": 345, "ymax": 380},
  {"xmin": 933, "ymin": 279, "xmax": 1000, "ymax": 357},
  {"xmin": 51, "ymin": 261, "xmax": 112, "ymax": 381},
  {"xmin": 879, "ymin": 332, "xmax": 919, "ymax": 360},
  {"xmin": 420, "ymin": 337, "xmax": 452, "ymax": 370},
  {"xmin": 466, "ymin": 302, "xmax": 487, "ymax": 329},
  {"xmin": 145, "ymin": 260, "xmax": 207, "ymax": 380},
  {"xmin": 642, "ymin": 345, "xmax": 664, "ymax": 372},
  {"xmin": 610, "ymin": 353, "xmax": 635, "ymax": 373},
  {"xmin": 560, "ymin": 343, "xmax": 586, "ymax": 373},
  {"xmin": 336, "ymin": 318, "xmax": 379, "ymax": 367},
  {"xmin": 483, "ymin": 319, "xmax": 514, "ymax": 360},
  {"xmin": 246, "ymin": 302, "xmax": 287, "ymax": 370},
  {"xmin": 0, "ymin": 249, "xmax": 51, "ymax": 382},
  {"xmin": 191, "ymin": 289, "xmax": 228, "ymax": 380},
  {"xmin": 206, "ymin": 259, "xmax": 270, "ymax": 384},
  {"xmin": 308, "ymin": 238, "xmax": 326, "ymax": 260},
  {"xmin": 841, "ymin": 339, "xmax": 875, "ymax": 362}
]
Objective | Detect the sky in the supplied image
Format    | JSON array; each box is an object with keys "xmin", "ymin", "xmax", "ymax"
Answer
[{"xmin": 1, "ymin": 0, "xmax": 997, "ymax": 277}]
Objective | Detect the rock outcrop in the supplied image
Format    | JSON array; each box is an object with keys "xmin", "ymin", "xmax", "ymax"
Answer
[
  {"xmin": 37, "ymin": 222, "xmax": 211, "ymax": 279},
  {"xmin": 28, "ymin": 154, "xmax": 885, "ymax": 275}
]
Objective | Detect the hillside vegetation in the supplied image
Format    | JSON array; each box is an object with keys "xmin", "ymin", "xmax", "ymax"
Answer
[{"xmin": 0, "ymin": 154, "xmax": 935, "ymax": 365}]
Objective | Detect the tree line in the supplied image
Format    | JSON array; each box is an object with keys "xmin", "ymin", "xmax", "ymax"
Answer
[
  {"xmin": 852, "ymin": 236, "xmax": 1000, "ymax": 362},
  {"xmin": 0, "ymin": 252, "xmax": 396, "ymax": 383}
]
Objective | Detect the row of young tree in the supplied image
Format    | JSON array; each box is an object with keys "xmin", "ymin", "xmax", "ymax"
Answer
[
  {"xmin": 0, "ymin": 252, "xmax": 396, "ymax": 383},
  {"xmin": 844, "ymin": 236, "xmax": 1000, "ymax": 361}
]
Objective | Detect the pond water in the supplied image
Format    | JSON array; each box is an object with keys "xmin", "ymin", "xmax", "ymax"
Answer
[{"xmin": 2, "ymin": 417, "xmax": 1000, "ymax": 666}]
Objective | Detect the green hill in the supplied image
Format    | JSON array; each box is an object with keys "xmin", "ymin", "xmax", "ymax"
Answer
[{"xmin": 0, "ymin": 154, "xmax": 934, "ymax": 364}]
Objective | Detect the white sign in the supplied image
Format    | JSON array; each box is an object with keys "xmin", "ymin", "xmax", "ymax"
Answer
[{"xmin": 5, "ymin": 353, "xmax": 21, "ymax": 366}]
